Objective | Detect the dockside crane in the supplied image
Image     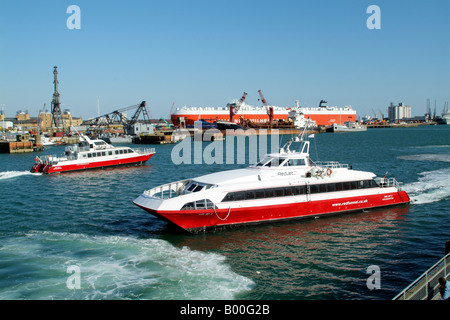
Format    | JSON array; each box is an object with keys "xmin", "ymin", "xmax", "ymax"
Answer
[
  {"xmin": 372, "ymin": 108, "xmax": 378, "ymax": 122},
  {"xmin": 258, "ymin": 90, "xmax": 273, "ymax": 123},
  {"xmin": 229, "ymin": 92, "xmax": 247, "ymax": 123},
  {"xmin": 87, "ymin": 101, "xmax": 152, "ymax": 135},
  {"xmin": 433, "ymin": 100, "xmax": 437, "ymax": 120},
  {"xmin": 51, "ymin": 66, "xmax": 64, "ymax": 129}
]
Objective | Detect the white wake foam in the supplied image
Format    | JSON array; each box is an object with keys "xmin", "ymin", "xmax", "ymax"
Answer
[
  {"xmin": 0, "ymin": 171, "xmax": 41, "ymax": 180},
  {"xmin": 0, "ymin": 231, "xmax": 255, "ymax": 300},
  {"xmin": 403, "ymin": 168, "xmax": 450, "ymax": 204},
  {"xmin": 398, "ymin": 154, "xmax": 450, "ymax": 163}
]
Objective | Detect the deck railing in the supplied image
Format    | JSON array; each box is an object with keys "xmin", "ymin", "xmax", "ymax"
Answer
[
  {"xmin": 314, "ymin": 161, "xmax": 350, "ymax": 169},
  {"xmin": 65, "ymin": 145, "xmax": 90, "ymax": 152},
  {"xmin": 135, "ymin": 148, "xmax": 155, "ymax": 155},
  {"xmin": 143, "ymin": 179, "xmax": 191, "ymax": 199},
  {"xmin": 375, "ymin": 177, "xmax": 401, "ymax": 189},
  {"xmin": 393, "ymin": 252, "xmax": 450, "ymax": 300}
]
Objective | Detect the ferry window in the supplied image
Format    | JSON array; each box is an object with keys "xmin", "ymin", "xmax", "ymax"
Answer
[
  {"xmin": 115, "ymin": 150, "xmax": 119, "ymax": 155},
  {"xmin": 195, "ymin": 200, "xmax": 206, "ymax": 209},
  {"xmin": 102, "ymin": 152, "xmax": 106, "ymax": 156},
  {"xmin": 257, "ymin": 158, "xmax": 270, "ymax": 167},
  {"xmin": 193, "ymin": 185, "xmax": 204, "ymax": 192},
  {"xmin": 327, "ymin": 183, "xmax": 336, "ymax": 192},
  {"xmin": 265, "ymin": 160, "xmax": 272, "ymax": 167},
  {"xmin": 265, "ymin": 189, "xmax": 275, "ymax": 198},
  {"xmin": 255, "ymin": 190, "xmax": 265, "ymax": 199},
  {"xmin": 206, "ymin": 200, "xmax": 216, "ymax": 209},
  {"xmin": 88, "ymin": 153, "xmax": 92, "ymax": 158},
  {"xmin": 300, "ymin": 185, "xmax": 306, "ymax": 194},
  {"xmin": 275, "ymin": 188, "xmax": 284, "ymax": 197},
  {"xmin": 351, "ymin": 181, "xmax": 358, "ymax": 190},
  {"xmin": 294, "ymin": 186, "xmax": 305, "ymax": 196},
  {"xmin": 336, "ymin": 183, "xmax": 343, "ymax": 191},
  {"xmin": 288, "ymin": 159, "xmax": 306, "ymax": 166},
  {"xmin": 363, "ymin": 180, "xmax": 371, "ymax": 188},
  {"xmin": 109, "ymin": 151, "xmax": 112, "ymax": 155},
  {"xmin": 343, "ymin": 182, "xmax": 351, "ymax": 191},
  {"xmin": 186, "ymin": 184, "xmax": 197, "ymax": 192},
  {"xmin": 269, "ymin": 158, "xmax": 282, "ymax": 167},
  {"xmin": 119, "ymin": 150, "xmax": 124, "ymax": 154},
  {"xmin": 181, "ymin": 202, "xmax": 195, "ymax": 210},
  {"xmin": 245, "ymin": 191, "xmax": 255, "ymax": 200},
  {"xmin": 279, "ymin": 158, "xmax": 289, "ymax": 166},
  {"xmin": 223, "ymin": 193, "xmax": 235, "ymax": 202},
  {"xmin": 97, "ymin": 152, "xmax": 101, "ymax": 157},
  {"xmin": 319, "ymin": 184, "xmax": 327, "ymax": 193},
  {"xmin": 93, "ymin": 153, "xmax": 97, "ymax": 157},
  {"xmin": 284, "ymin": 187, "xmax": 293, "ymax": 196},
  {"xmin": 371, "ymin": 180, "xmax": 379, "ymax": 187},
  {"xmin": 256, "ymin": 157, "xmax": 271, "ymax": 166},
  {"xmin": 235, "ymin": 192, "xmax": 245, "ymax": 201},
  {"xmin": 310, "ymin": 185, "xmax": 319, "ymax": 194}
]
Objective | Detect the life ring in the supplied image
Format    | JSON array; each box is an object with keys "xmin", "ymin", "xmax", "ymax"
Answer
[{"xmin": 326, "ymin": 168, "xmax": 333, "ymax": 176}]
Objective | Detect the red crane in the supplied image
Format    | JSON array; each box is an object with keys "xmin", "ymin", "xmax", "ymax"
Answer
[
  {"xmin": 229, "ymin": 92, "xmax": 247, "ymax": 123},
  {"xmin": 258, "ymin": 89, "xmax": 273, "ymax": 123}
]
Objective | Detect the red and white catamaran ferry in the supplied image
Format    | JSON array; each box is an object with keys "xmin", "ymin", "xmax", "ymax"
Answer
[
  {"xmin": 31, "ymin": 135, "xmax": 155, "ymax": 174},
  {"xmin": 133, "ymin": 124, "xmax": 409, "ymax": 233}
]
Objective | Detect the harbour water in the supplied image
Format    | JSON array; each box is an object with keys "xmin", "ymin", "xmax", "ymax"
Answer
[{"xmin": 0, "ymin": 126, "xmax": 449, "ymax": 300}]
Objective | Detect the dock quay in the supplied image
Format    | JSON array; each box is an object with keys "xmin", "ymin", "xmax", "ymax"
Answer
[
  {"xmin": 0, "ymin": 140, "xmax": 35, "ymax": 153},
  {"xmin": 366, "ymin": 122, "xmax": 437, "ymax": 129},
  {"xmin": 0, "ymin": 133, "xmax": 43, "ymax": 153},
  {"xmin": 133, "ymin": 130, "xmax": 181, "ymax": 144},
  {"xmin": 133, "ymin": 128, "xmax": 310, "ymax": 144},
  {"xmin": 0, "ymin": 132, "xmax": 80, "ymax": 153},
  {"xmin": 393, "ymin": 241, "xmax": 450, "ymax": 300}
]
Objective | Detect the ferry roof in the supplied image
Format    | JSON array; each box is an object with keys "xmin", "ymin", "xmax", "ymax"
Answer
[{"xmin": 195, "ymin": 168, "xmax": 258, "ymax": 186}]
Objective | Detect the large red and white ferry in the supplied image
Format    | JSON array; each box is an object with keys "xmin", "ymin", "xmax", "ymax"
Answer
[
  {"xmin": 30, "ymin": 135, "xmax": 155, "ymax": 174},
  {"xmin": 171, "ymin": 99, "xmax": 357, "ymax": 127},
  {"xmin": 133, "ymin": 123, "xmax": 409, "ymax": 233}
]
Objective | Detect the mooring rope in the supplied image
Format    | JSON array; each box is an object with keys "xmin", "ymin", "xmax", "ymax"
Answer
[{"xmin": 213, "ymin": 207, "xmax": 231, "ymax": 221}]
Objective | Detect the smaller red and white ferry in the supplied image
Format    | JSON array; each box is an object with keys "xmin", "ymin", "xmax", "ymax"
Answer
[
  {"xmin": 30, "ymin": 135, "xmax": 155, "ymax": 174},
  {"xmin": 133, "ymin": 123, "xmax": 409, "ymax": 233}
]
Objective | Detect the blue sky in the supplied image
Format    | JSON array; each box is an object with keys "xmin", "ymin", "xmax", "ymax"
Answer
[{"xmin": 0, "ymin": 0, "xmax": 449, "ymax": 120}]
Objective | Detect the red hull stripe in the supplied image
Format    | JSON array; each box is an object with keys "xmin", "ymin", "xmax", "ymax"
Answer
[
  {"xmin": 43, "ymin": 153, "xmax": 154, "ymax": 174},
  {"xmin": 137, "ymin": 191, "xmax": 409, "ymax": 233}
]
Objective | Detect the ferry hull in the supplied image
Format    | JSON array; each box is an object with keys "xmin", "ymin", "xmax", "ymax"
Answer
[
  {"xmin": 134, "ymin": 190, "xmax": 410, "ymax": 233},
  {"xmin": 42, "ymin": 153, "xmax": 154, "ymax": 174}
]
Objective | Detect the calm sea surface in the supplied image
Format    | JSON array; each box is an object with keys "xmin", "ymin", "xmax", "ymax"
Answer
[{"xmin": 0, "ymin": 125, "xmax": 449, "ymax": 300}]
